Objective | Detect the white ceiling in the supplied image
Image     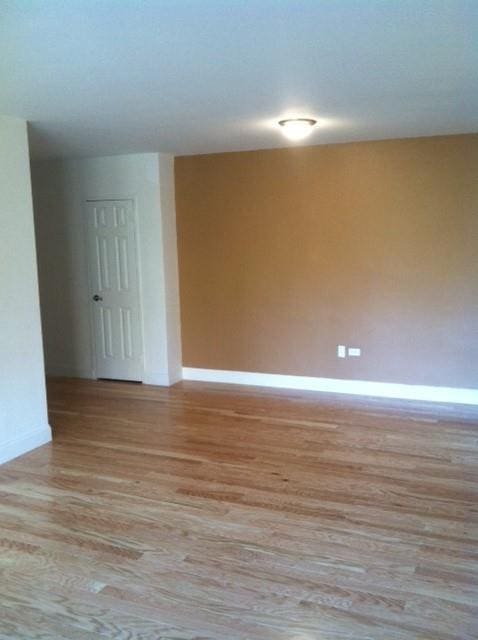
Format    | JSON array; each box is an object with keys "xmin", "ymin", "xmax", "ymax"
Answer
[{"xmin": 1, "ymin": 0, "xmax": 477, "ymax": 159}]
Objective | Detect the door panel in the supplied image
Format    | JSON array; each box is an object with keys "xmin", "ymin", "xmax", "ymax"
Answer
[{"xmin": 86, "ymin": 200, "xmax": 143, "ymax": 381}]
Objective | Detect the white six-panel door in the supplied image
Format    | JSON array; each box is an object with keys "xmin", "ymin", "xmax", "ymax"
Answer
[{"xmin": 86, "ymin": 200, "xmax": 143, "ymax": 381}]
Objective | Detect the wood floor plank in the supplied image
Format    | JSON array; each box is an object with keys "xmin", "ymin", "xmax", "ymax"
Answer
[{"xmin": 1, "ymin": 377, "xmax": 477, "ymax": 639}]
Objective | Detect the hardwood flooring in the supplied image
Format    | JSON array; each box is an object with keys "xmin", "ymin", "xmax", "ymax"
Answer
[{"xmin": 1, "ymin": 377, "xmax": 478, "ymax": 639}]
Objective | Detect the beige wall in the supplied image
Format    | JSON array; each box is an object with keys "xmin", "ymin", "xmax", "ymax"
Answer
[{"xmin": 175, "ymin": 134, "xmax": 478, "ymax": 388}]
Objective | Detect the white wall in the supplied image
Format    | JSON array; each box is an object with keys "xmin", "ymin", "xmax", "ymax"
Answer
[
  {"xmin": 0, "ymin": 116, "xmax": 51, "ymax": 465},
  {"xmin": 158, "ymin": 154, "xmax": 182, "ymax": 384},
  {"xmin": 32, "ymin": 153, "xmax": 181, "ymax": 385}
]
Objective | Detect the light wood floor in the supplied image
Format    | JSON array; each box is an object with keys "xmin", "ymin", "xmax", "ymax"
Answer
[{"xmin": 1, "ymin": 378, "xmax": 478, "ymax": 640}]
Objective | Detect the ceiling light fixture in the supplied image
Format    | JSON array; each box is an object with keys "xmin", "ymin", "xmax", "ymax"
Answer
[{"xmin": 278, "ymin": 118, "xmax": 317, "ymax": 141}]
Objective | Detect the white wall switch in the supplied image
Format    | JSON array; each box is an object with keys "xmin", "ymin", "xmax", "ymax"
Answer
[
  {"xmin": 348, "ymin": 347, "xmax": 361, "ymax": 357},
  {"xmin": 337, "ymin": 345, "xmax": 346, "ymax": 358}
]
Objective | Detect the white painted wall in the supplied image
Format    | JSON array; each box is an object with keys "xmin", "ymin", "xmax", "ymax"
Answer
[
  {"xmin": 0, "ymin": 116, "xmax": 51, "ymax": 465},
  {"xmin": 31, "ymin": 153, "xmax": 181, "ymax": 385},
  {"xmin": 158, "ymin": 154, "xmax": 182, "ymax": 384}
]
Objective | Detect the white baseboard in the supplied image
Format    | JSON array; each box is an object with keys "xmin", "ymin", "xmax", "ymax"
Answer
[
  {"xmin": 46, "ymin": 364, "xmax": 181, "ymax": 387},
  {"xmin": 182, "ymin": 367, "xmax": 478, "ymax": 406},
  {"xmin": 0, "ymin": 424, "xmax": 52, "ymax": 466},
  {"xmin": 143, "ymin": 371, "xmax": 175, "ymax": 387},
  {"xmin": 167, "ymin": 370, "xmax": 183, "ymax": 386},
  {"xmin": 46, "ymin": 363, "xmax": 95, "ymax": 379}
]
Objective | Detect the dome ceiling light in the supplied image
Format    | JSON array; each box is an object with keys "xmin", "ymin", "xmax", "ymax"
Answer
[{"xmin": 278, "ymin": 118, "xmax": 317, "ymax": 141}]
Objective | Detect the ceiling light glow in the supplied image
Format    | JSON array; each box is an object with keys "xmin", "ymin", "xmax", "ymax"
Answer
[{"xmin": 278, "ymin": 118, "xmax": 317, "ymax": 141}]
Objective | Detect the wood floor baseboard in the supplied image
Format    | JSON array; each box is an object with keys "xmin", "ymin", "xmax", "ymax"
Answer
[
  {"xmin": 183, "ymin": 367, "xmax": 478, "ymax": 405},
  {"xmin": 0, "ymin": 423, "xmax": 52, "ymax": 465}
]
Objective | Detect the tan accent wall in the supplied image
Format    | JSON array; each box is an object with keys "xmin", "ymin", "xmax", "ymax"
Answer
[{"xmin": 175, "ymin": 134, "xmax": 478, "ymax": 388}]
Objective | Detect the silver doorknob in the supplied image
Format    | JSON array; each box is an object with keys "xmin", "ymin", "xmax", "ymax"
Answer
[{"xmin": 92, "ymin": 294, "xmax": 103, "ymax": 301}]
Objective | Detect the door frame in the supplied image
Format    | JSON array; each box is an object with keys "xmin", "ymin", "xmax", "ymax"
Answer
[{"xmin": 83, "ymin": 196, "xmax": 146, "ymax": 381}]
